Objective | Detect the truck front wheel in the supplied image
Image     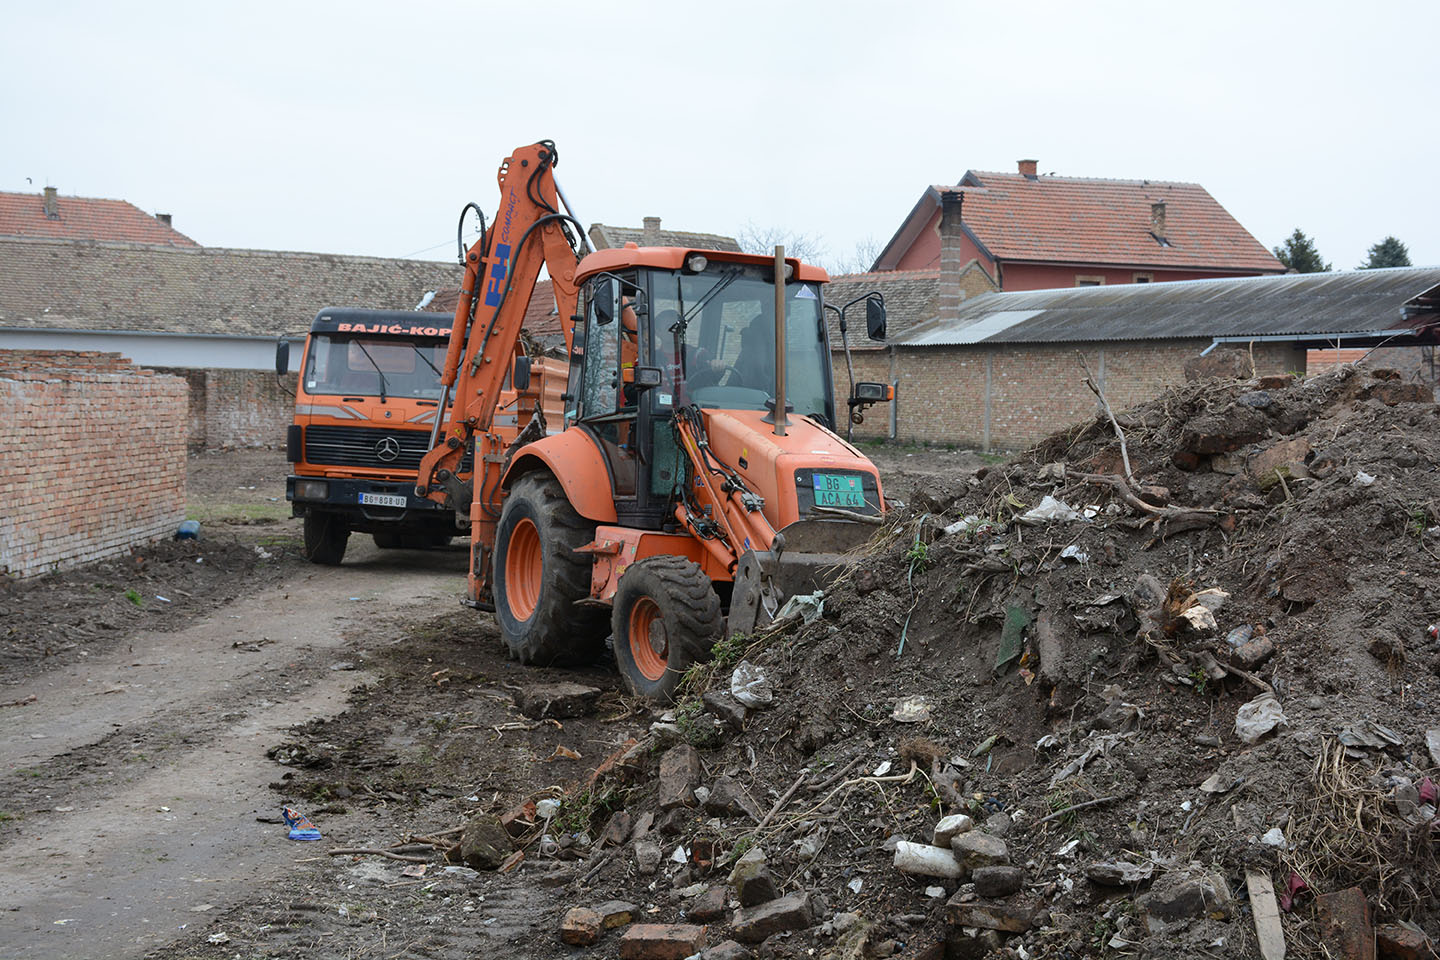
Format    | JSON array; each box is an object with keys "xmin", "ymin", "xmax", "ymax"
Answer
[
  {"xmin": 303, "ymin": 512, "xmax": 349, "ymax": 565},
  {"xmin": 493, "ymin": 472, "xmax": 607, "ymax": 665},
  {"xmin": 612, "ymin": 556, "xmax": 722, "ymax": 701}
]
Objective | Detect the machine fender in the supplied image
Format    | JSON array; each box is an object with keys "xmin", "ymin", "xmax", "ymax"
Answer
[{"xmin": 501, "ymin": 430, "xmax": 618, "ymax": 524}]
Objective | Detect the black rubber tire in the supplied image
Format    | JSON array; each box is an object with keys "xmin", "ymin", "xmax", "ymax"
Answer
[
  {"xmin": 493, "ymin": 472, "xmax": 608, "ymax": 665},
  {"xmin": 611, "ymin": 556, "xmax": 723, "ymax": 702},
  {"xmin": 302, "ymin": 512, "xmax": 349, "ymax": 565},
  {"xmin": 371, "ymin": 528, "xmax": 405, "ymax": 550}
]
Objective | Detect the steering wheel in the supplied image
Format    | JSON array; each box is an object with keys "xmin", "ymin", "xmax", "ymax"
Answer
[{"xmin": 688, "ymin": 364, "xmax": 744, "ymax": 390}]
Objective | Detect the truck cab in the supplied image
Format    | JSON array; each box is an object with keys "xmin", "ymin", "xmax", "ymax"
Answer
[{"xmin": 283, "ymin": 307, "xmax": 467, "ymax": 564}]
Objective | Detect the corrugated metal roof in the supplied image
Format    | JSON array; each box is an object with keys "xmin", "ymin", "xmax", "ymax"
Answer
[{"xmin": 893, "ymin": 267, "xmax": 1440, "ymax": 347}]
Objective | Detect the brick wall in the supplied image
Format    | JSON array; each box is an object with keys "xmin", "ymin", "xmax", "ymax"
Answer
[
  {"xmin": 152, "ymin": 367, "xmax": 297, "ymax": 448},
  {"xmin": 0, "ymin": 350, "xmax": 187, "ymax": 578},
  {"xmin": 832, "ymin": 340, "xmax": 1307, "ymax": 451}
]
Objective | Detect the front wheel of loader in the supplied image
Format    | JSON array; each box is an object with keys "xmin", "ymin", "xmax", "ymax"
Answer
[
  {"xmin": 302, "ymin": 512, "xmax": 349, "ymax": 565},
  {"xmin": 493, "ymin": 472, "xmax": 608, "ymax": 665},
  {"xmin": 612, "ymin": 556, "xmax": 722, "ymax": 702}
]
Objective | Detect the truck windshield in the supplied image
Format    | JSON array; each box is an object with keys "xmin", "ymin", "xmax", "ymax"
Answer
[
  {"xmin": 650, "ymin": 266, "xmax": 831, "ymax": 422},
  {"xmin": 303, "ymin": 336, "xmax": 448, "ymax": 399}
]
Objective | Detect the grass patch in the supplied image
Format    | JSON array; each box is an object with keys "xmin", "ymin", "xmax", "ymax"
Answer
[{"xmin": 185, "ymin": 502, "xmax": 292, "ymax": 523}]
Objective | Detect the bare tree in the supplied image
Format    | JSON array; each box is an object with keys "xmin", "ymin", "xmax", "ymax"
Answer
[
  {"xmin": 736, "ymin": 221, "xmax": 828, "ymax": 265},
  {"xmin": 826, "ymin": 234, "xmax": 884, "ymax": 276}
]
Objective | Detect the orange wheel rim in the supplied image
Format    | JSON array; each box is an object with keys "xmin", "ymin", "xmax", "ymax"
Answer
[
  {"xmin": 505, "ymin": 518, "xmax": 542, "ymax": 620},
  {"xmin": 628, "ymin": 597, "xmax": 668, "ymax": 682}
]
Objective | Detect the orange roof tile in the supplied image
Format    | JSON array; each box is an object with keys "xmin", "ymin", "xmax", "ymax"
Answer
[
  {"xmin": 0, "ymin": 190, "xmax": 198, "ymax": 246},
  {"xmin": 953, "ymin": 172, "xmax": 1282, "ymax": 272}
]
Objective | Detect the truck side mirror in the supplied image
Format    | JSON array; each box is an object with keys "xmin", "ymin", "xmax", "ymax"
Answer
[
  {"xmin": 593, "ymin": 277, "xmax": 617, "ymax": 326},
  {"xmin": 275, "ymin": 339, "xmax": 290, "ymax": 375},
  {"xmin": 865, "ymin": 297, "xmax": 887, "ymax": 342},
  {"xmin": 513, "ymin": 355, "xmax": 532, "ymax": 391}
]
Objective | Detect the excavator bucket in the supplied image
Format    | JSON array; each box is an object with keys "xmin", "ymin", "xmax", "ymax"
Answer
[{"xmin": 727, "ymin": 517, "xmax": 879, "ymax": 637}]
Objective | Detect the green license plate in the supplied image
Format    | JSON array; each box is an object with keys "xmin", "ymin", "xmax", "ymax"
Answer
[{"xmin": 812, "ymin": 473, "xmax": 866, "ymax": 508}]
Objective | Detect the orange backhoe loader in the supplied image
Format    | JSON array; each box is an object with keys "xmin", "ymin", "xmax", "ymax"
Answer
[{"xmin": 417, "ymin": 141, "xmax": 894, "ymax": 699}]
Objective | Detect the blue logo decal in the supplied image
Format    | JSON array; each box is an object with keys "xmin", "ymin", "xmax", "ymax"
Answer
[{"xmin": 483, "ymin": 243, "xmax": 512, "ymax": 307}]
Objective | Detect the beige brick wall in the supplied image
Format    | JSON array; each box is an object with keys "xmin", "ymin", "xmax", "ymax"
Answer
[
  {"xmin": 0, "ymin": 350, "xmax": 187, "ymax": 578},
  {"xmin": 832, "ymin": 340, "xmax": 1307, "ymax": 451}
]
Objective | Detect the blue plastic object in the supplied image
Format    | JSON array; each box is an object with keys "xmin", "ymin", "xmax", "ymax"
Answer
[
  {"xmin": 281, "ymin": 806, "xmax": 322, "ymax": 841},
  {"xmin": 175, "ymin": 520, "xmax": 201, "ymax": 541}
]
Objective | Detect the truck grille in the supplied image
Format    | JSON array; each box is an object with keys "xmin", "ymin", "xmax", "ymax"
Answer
[{"xmin": 304, "ymin": 425, "xmax": 434, "ymax": 470}]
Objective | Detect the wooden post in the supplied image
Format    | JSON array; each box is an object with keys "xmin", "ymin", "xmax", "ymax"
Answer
[{"xmin": 772, "ymin": 245, "xmax": 787, "ymax": 436}]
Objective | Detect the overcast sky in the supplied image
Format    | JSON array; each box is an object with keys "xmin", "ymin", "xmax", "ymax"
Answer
[{"xmin": 3, "ymin": 1, "xmax": 1435, "ymax": 274}]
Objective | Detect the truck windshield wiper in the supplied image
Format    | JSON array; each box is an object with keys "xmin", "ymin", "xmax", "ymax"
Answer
[
  {"xmin": 411, "ymin": 344, "xmax": 442, "ymax": 379},
  {"xmin": 351, "ymin": 340, "xmax": 389, "ymax": 403}
]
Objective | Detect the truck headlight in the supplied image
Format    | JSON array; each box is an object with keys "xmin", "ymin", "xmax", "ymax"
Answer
[{"xmin": 295, "ymin": 479, "xmax": 329, "ymax": 500}]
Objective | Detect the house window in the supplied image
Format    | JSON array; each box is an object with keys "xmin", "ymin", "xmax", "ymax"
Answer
[
  {"xmin": 1133, "ymin": 272, "xmax": 1154, "ymax": 283},
  {"xmin": 1075, "ymin": 275, "xmax": 1105, "ymax": 287}
]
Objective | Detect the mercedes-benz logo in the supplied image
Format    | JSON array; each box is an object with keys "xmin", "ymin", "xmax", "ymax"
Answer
[{"xmin": 375, "ymin": 436, "xmax": 402, "ymax": 462}]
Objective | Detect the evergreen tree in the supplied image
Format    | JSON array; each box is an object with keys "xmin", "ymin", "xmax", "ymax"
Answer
[
  {"xmin": 1272, "ymin": 228, "xmax": 1331, "ymax": 273},
  {"xmin": 1360, "ymin": 236, "xmax": 1411, "ymax": 269}
]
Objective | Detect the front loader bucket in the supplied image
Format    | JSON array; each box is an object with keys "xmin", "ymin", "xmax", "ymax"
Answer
[{"xmin": 727, "ymin": 518, "xmax": 879, "ymax": 637}]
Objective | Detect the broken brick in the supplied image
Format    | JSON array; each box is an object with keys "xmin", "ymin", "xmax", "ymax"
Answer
[
  {"xmin": 560, "ymin": 906, "xmax": 602, "ymax": 945},
  {"xmin": 1317, "ymin": 887, "xmax": 1376, "ymax": 960},
  {"xmin": 1375, "ymin": 923, "xmax": 1435, "ymax": 960},
  {"xmin": 618, "ymin": 923, "xmax": 708, "ymax": 960}
]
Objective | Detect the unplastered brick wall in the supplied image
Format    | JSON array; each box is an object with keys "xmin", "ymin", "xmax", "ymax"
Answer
[
  {"xmin": 150, "ymin": 368, "xmax": 297, "ymax": 448},
  {"xmin": 837, "ymin": 339, "xmax": 1307, "ymax": 451},
  {"xmin": 0, "ymin": 350, "xmax": 187, "ymax": 578}
]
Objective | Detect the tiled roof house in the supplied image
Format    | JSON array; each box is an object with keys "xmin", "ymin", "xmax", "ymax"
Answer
[{"xmin": 874, "ymin": 160, "xmax": 1285, "ymax": 292}]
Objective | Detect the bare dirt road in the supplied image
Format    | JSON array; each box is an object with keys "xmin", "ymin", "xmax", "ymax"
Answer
[{"xmin": 0, "ymin": 523, "xmax": 466, "ymax": 959}]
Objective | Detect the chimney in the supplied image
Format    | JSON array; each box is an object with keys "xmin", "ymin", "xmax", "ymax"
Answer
[
  {"xmin": 642, "ymin": 216, "xmax": 661, "ymax": 245},
  {"xmin": 42, "ymin": 186, "xmax": 59, "ymax": 219},
  {"xmin": 1017, "ymin": 159, "xmax": 1038, "ymax": 180},
  {"xmin": 1150, "ymin": 201, "xmax": 1167, "ymax": 241},
  {"xmin": 156, "ymin": 213, "xmax": 173, "ymax": 227},
  {"xmin": 938, "ymin": 190, "xmax": 968, "ymax": 323}
]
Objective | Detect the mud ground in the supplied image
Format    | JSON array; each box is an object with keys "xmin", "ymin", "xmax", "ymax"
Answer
[{"xmin": 0, "ymin": 442, "xmax": 977, "ymax": 960}]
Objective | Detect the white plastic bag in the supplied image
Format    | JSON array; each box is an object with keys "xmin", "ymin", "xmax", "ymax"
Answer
[{"xmin": 730, "ymin": 660, "xmax": 774, "ymax": 709}]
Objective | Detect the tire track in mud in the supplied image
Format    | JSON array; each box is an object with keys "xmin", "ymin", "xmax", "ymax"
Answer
[{"xmin": 0, "ymin": 544, "xmax": 467, "ymax": 960}]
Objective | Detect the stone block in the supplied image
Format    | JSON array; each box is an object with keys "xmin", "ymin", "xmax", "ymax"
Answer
[
  {"xmin": 949, "ymin": 832, "xmax": 1010, "ymax": 870},
  {"xmin": 513, "ymin": 682, "xmax": 601, "ymax": 719},
  {"xmin": 731, "ymin": 892, "xmax": 813, "ymax": 943},
  {"xmin": 453, "ymin": 816, "xmax": 513, "ymax": 870},
  {"xmin": 972, "ymin": 865, "xmax": 1025, "ymax": 897},
  {"xmin": 658, "ymin": 744, "xmax": 701, "ymax": 810}
]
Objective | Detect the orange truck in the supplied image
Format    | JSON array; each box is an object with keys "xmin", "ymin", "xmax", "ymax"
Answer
[
  {"xmin": 278, "ymin": 306, "xmax": 561, "ymax": 564},
  {"xmin": 416, "ymin": 141, "xmax": 895, "ymax": 699}
]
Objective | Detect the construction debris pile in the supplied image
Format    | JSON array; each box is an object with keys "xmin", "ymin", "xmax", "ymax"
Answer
[{"xmin": 537, "ymin": 365, "xmax": 1439, "ymax": 959}]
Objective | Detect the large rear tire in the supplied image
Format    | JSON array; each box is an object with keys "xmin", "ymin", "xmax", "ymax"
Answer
[
  {"xmin": 493, "ymin": 472, "xmax": 608, "ymax": 665},
  {"xmin": 612, "ymin": 556, "xmax": 722, "ymax": 701},
  {"xmin": 303, "ymin": 512, "xmax": 349, "ymax": 566}
]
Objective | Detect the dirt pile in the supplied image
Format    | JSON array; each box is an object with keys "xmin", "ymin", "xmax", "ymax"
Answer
[{"xmin": 558, "ymin": 366, "xmax": 1439, "ymax": 959}]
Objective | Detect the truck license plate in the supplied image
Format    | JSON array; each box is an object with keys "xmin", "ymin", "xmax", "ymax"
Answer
[
  {"xmin": 359, "ymin": 492, "xmax": 408, "ymax": 508},
  {"xmin": 812, "ymin": 473, "xmax": 866, "ymax": 508}
]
